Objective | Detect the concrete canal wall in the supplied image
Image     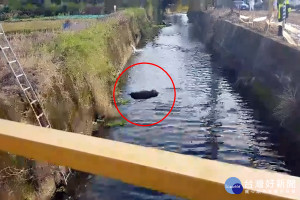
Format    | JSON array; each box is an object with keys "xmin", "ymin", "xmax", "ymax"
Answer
[{"xmin": 188, "ymin": 11, "xmax": 300, "ymax": 132}]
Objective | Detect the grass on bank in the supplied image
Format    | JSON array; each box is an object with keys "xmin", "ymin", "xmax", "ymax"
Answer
[
  {"xmin": 55, "ymin": 8, "xmax": 150, "ymax": 79},
  {"xmin": 0, "ymin": 8, "xmax": 153, "ymax": 199},
  {"xmin": 2, "ymin": 20, "xmax": 63, "ymax": 33},
  {"xmin": 53, "ymin": 17, "xmax": 121, "ymax": 114},
  {"xmin": 104, "ymin": 119, "xmax": 127, "ymax": 127},
  {"xmin": 176, "ymin": 5, "xmax": 189, "ymax": 13},
  {"xmin": 117, "ymin": 98, "xmax": 130, "ymax": 105},
  {"xmin": 1, "ymin": 8, "xmax": 153, "ymax": 34},
  {"xmin": 52, "ymin": 8, "xmax": 152, "ymax": 117},
  {"xmin": 2, "ymin": 18, "xmax": 98, "ymax": 34}
]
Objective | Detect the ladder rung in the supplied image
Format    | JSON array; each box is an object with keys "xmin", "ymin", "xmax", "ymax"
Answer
[
  {"xmin": 0, "ymin": 33, "xmax": 4, "ymax": 35},
  {"xmin": 24, "ymin": 87, "xmax": 30, "ymax": 91},
  {"xmin": 30, "ymin": 100, "xmax": 37, "ymax": 105},
  {"xmin": 9, "ymin": 60, "xmax": 17, "ymax": 64},
  {"xmin": 1, "ymin": 46, "xmax": 9, "ymax": 50},
  {"xmin": 16, "ymin": 74, "xmax": 24, "ymax": 78},
  {"xmin": 37, "ymin": 113, "xmax": 44, "ymax": 119}
]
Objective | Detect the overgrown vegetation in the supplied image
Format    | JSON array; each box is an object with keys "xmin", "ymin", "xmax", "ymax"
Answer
[
  {"xmin": 0, "ymin": 153, "xmax": 35, "ymax": 200},
  {"xmin": 274, "ymin": 86, "xmax": 300, "ymax": 125},
  {"xmin": 176, "ymin": 4, "xmax": 189, "ymax": 13},
  {"xmin": 1, "ymin": 0, "xmax": 105, "ymax": 20},
  {"xmin": 0, "ymin": 0, "xmax": 170, "ymax": 21},
  {"xmin": 117, "ymin": 98, "xmax": 130, "ymax": 105},
  {"xmin": 2, "ymin": 20, "xmax": 63, "ymax": 33},
  {"xmin": 104, "ymin": 119, "xmax": 127, "ymax": 127},
  {"xmin": 0, "ymin": 8, "xmax": 153, "ymax": 199},
  {"xmin": 51, "ymin": 9, "xmax": 151, "ymax": 118},
  {"xmin": 1, "ymin": 16, "xmax": 102, "ymax": 34}
]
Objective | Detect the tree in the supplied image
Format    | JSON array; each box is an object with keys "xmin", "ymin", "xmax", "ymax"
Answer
[
  {"xmin": 44, "ymin": 0, "xmax": 52, "ymax": 7},
  {"xmin": 52, "ymin": 0, "xmax": 62, "ymax": 4},
  {"xmin": 104, "ymin": 0, "xmax": 121, "ymax": 13},
  {"xmin": 66, "ymin": 2, "xmax": 80, "ymax": 14},
  {"xmin": 23, "ymin": 3, "xmax": 38, "ymax": 11},
  {"xmin": 162, "ymin": 0, "xmax": 178, "ymax": 10},
  {"xmin": 8, "ymin": 0, "xmax": 22, "ymax": 10}
]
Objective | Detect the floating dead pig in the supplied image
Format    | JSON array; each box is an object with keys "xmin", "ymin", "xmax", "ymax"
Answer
[{"xmin": 129, "ymin": 90, "xmax": 159, "ymax": 100}]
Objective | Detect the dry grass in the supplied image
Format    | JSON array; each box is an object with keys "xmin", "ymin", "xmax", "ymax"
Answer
[
  {"xmin": 0, "ymin": 9, "xmax": 150, "ymax": 198},
  {"xmin": 0, "ymin": 8, "xmax": 150, "ymax": 128},
  {"xmin": 0, "ymin": 167, "xmax": 30, "ymax": 185},
  {"xmin": 2, "ymin": 20, "xmax": 63, "ymax": 33},
  {"xmin": 274, "ymin": 86, "xmax": 299, "ymax": 125},
  {"xmin": 0, "ymin": 31, "xmax": 59, "ymax": 103},
  {"xmin": 0, "ymin": 152, "xmax": 35, "ymax": 200},
  {"xmin": 0, "ymin": 31, "xmax": 60, "ymax": 128},
  {"xmin": 1, "ymin": 18, "xmax": 98, "ymax": 34},
  {"xmin": 176, "ymin": 5, "xmax": 189, "ymax": 13}
]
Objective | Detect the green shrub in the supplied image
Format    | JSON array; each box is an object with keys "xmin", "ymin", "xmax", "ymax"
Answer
[
  {"xmin": 8, "ymin": 0, "xmax": 22, "ymax": 10},
  {"xmin": 23, "ymin": 4, "xmax": 38, "ymax": 12},
  {"xmin": 105, "ymin": 119, "xmax": 127, "ymax": 127},
  {"xmin": 66, "ymin": 2, "xmax": 81, "ymax": 14}
]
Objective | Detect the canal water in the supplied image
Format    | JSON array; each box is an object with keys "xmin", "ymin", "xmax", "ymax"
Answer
[{"xmin": 71, "ymin": 14, "xmax": 296, "ymax": 200}]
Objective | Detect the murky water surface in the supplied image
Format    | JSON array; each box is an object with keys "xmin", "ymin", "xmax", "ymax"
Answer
[{"xmin": 73, "ymin": 14, "xmax": 296, "ymax": 200}]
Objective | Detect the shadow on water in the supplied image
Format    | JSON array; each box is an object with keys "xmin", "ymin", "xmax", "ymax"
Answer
[
  {"xmin": 217, "ymin": 59, "xmax": 300, "ymax": 177},
  {"xmin": 207, "ymin": 35, "xmax": 300, "ymax": 178},
  {"xmin": 60, "ymin": 14, "xmax": 300, "ymax": 200}
]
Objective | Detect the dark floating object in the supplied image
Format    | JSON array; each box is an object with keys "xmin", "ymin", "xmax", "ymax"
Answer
[{"xmin": 129, "ymin": 90, "xmax": 159, "ymax": 100}]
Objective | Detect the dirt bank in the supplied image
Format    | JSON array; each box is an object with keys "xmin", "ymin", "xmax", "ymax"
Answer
[
  {"xmin": 0, "ymin": 8, "xmax": 152, "ymax": 199},
  {"xmin": 188, "ymin": 10, "xmax": 300, "ymax": 134}
]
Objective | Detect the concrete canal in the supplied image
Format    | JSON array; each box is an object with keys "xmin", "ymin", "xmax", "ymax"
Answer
[{"xmin": 60, "ymin": 14, "xmax": 300, "ymax": 200}]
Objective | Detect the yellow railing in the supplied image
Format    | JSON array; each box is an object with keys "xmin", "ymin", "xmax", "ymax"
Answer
[{"xmin": 0, "ymin": 119, "xmax": 299, "ymax": 200}]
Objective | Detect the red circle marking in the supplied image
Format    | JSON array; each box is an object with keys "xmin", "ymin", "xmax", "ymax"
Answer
[{"xmin": 113, "ymin": 62, "xmax": 176, "ymax": 127}]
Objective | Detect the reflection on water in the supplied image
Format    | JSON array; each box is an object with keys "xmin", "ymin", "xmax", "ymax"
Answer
[{"xmin": 73, "ymin": 14, "xmax": 295, "ymax": 200}]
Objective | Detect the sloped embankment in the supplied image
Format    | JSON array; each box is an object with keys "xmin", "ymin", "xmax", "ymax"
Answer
[{"xmin": 0, "ymin": 8, "xmax": 152, "ymax": 199}]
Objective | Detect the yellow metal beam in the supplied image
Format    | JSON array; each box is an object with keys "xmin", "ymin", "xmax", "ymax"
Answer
[{"xmin": 0, "ymin": 119, "xmax": 299, "ymax": 200}]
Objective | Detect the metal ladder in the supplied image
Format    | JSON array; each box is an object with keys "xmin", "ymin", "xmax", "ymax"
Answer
[
  {"xmin": 0, "ymin": 24, "xmax": 73, "ymax": 183},
  {"xmin": 0, "ymin": 24, "xmax": 51, "ymax": 128}
]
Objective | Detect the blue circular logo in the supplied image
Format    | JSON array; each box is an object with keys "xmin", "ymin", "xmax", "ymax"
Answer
[{"xmin": 225, "ymin": 177, "xmax": 243, "ymax": 194}]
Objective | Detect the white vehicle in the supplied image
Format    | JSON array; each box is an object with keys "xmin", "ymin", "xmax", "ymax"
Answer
[{"xmin": 233, "ymin": 0, "xmax": 250, "ymax": 10}]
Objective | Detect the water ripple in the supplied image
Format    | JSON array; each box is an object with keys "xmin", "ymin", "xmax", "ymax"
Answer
[{"xmin": 76, "ymin": 14, "xmax": 290, "ymax": 200}]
